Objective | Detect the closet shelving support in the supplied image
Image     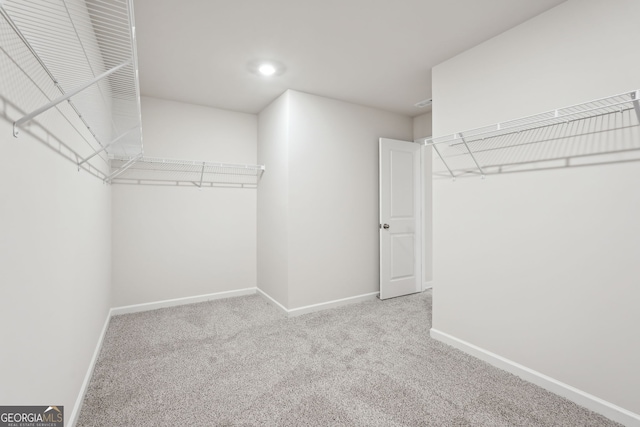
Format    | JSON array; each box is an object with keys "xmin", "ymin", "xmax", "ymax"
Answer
[
  {"xmin": 2, "ymin": 1, "xmax": 265, "ymax": 189},
  {"xmin": 108, "ymin": 156, "xmax": 266, "ymax": 188},
  {"xmin": 419, "ymin": 90, "xmax": 640, "ymax": 179},
  {"xmin": 1, "ymin": 0, "xmax": 144, "ymax": 177}
]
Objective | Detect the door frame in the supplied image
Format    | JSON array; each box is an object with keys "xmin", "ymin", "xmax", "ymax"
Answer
[{"xmin": 420, "ymin": 144, "xmax": 430, "ymax": 292}]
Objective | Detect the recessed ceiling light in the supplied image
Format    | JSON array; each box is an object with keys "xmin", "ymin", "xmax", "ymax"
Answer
[
  {"xmin": 248, "ymin": 60, "xmax": 285, "ymax": 77},
  {"xmin": 258, "ymin": 63, "xmax": 277, "ymax": 76}
]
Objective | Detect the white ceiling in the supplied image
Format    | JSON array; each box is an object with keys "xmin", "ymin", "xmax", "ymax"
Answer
[{"xmin": 133, "ymin": 0, "xmax": 566, "ymax": 117}]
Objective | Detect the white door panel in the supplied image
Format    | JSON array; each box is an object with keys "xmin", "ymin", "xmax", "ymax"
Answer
[
  {"xmin": 391, "ymin": 151, "xmax": 415, "ymax": 217},
  {"xmin": 391, "ymin": 234, "xmax": 415, "ymax": 279},
  {"xmin": 380, "ymin": 138, "xmax": 421, "ymax": 300}
]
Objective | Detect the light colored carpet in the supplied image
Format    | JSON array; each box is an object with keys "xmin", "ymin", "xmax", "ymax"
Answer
[{"xmin": 77, "ymin": 291, "xmax": 619, "ymax": 426}]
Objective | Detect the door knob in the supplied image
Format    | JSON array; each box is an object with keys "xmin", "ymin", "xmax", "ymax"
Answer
[{"xmin": 383, "ymin": 224, "xmax": 390, "ymax": 229}]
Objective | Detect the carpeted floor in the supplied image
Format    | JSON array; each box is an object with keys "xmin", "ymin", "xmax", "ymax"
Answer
[{"xmin": 77, "ymin": 291, "xmax": 619, "ymax": 426}]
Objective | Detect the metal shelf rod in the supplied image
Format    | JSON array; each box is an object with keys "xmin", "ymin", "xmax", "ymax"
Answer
[
  {"xmin": 459, "ymin": 134, "xmax": 485, "ymax": 178},
  {"xmin": 431, "ymin": 143, "xmax": 455, "ymax": 180},
  {"xmin": 78, "ymin": 126, "xmax": 139, "ymax": 168},
  {"xmin": 105, "ymin": 152, "xmax": 142, "ymax": 183},
  {"xmin": 0, "ymin": 6, "xmax": 58, "ymax": 89},
  {"xmin": 61, "ymin": 0, "xmax": 121, "ymax": 136},
  {"xmin": 13, "ymin": 60, "xmax": 130, "ymax": 137}
]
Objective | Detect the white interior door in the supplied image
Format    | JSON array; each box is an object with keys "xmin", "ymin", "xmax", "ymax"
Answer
[{"xmin": 379, "ymin": 138, "xmax": 422, "ymax": 300}]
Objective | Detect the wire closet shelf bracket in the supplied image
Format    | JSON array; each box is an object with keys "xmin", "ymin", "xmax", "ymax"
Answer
[
  {"xmin": 1, "ymin": 0, "xmax": 144, "ymax": 180},
  {"xmin": 1, "ymin": 1, "xmax": 265, "ymax": 188},
  {"xmin": 418, "ymin": 90, "xmax": 640, "ymax": 180}
]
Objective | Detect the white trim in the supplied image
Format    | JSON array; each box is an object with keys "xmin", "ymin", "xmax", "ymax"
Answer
[
  {"xmin": 256, "ymin": 288, "xmax": 288, "ymax": 315},
  {"xmin": 255, "ymin": 289, "xmax": 380, "ymax": 317},
  {"xmin": 430, "ymin": 328, "xmax": 640, "ymax": 427},
  {"xmin": 110, "ymin": 287, "xmax": 257, "ymax": 316},
  {"xmin": 288, "ymin": 291, "xmax": 379, "ymax": 317},
  {"xmin": 422, "ymin": 280, "xmax": 433, "ymax": 291},
  {"xmin": 68, "ymin": 310, "xmax": 112, "ymax": 427},
  {"xmin": 420, "ymin": 145, "xmax": 426, "ymax": 294}
]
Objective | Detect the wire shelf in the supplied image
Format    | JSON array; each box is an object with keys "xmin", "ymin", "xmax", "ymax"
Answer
[
  {"xmin": 1, "ymin": 0, "xmax": 143, "ymax": 176},
  {"xmin": 419, "ymin": 90, "xmax": 640, "ymax": 179},
  {"xmin": 108, "ymin": 156, "xmax": 266, "ymax": 188}
]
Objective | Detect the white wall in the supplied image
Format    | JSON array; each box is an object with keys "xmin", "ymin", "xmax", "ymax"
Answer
[
  {"xmin": 287, "ymin": 91, "xmax": 413, "ymax": 308},
  {"xmin": 258, "ymin": 90, "xmax": 413, "ymax": 310},
  {"xmin": 431, "ymin": 0, "xmax": 640, "ymax": 419},
  {"xmin": 413, "ymin": 112, "xmax": 432, "ymax": 140},
  {"xmin": 257, "ymin": 92, "xmax": 290, "ymax": 307},
  {"xmin": 0, "ymin": 82, "xmax": 111, "ymax": 426},
  {"xmin": 111, "ymin": 97, "xmax": 257, "ymax": 306}
]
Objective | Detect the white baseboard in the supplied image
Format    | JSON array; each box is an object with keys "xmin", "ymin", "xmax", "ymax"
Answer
[
  {"xmin": 430, "ymin": 328, "xmax": 640, "ymax": 427},
  {"xmin": 422, "ymin": 280, "xmax": 433, "ymax": 291},
  {"xmin": 68, "ymin": 310, "xmax": 112, "ymax": 427},
  {"xmin": 255, "ymin": 288, "xmax": 289, "ymax": 315},
  {"xmin": 256, "ymin": 288, "xmax": 380, "ymax": 317},
  {"xmin": 110, "ymin": 287, "xmax": 257, "ymax": 316},
  {"xmin": 288, "ymin": 292, "xmax": 379, "ymax": 317}
]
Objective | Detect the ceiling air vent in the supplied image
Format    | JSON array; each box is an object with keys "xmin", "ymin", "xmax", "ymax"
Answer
[{"xmin": 414, "ymin": 98, "xmax": 433, "ymax": 108}]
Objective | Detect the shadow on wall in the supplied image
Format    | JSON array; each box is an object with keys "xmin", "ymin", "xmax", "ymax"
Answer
[
  {"xmin": 0, "ymin": 96, "xmax": 108, "ymax": 179},
  {"xmin": 430, "ymin": 99, "xmax": 640, "ymax": 180}
]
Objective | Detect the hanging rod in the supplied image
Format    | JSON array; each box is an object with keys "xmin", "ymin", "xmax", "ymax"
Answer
[{"xmin": 420, "ymin": 90, "xmax": 640, "ymax": 180}]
